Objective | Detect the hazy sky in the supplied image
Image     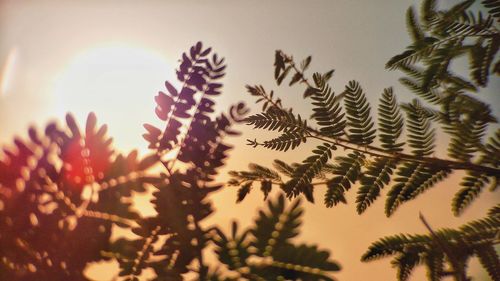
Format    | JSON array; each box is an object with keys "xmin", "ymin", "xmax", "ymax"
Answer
[{"xmin": 0, "ymin": 0, "xmax": 498, "ymax": 280}]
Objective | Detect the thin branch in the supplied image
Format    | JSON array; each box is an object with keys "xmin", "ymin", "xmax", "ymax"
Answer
[
  {"xmin": 419, "ymin": 213, "xmax": 469, "ymax": 281},
  {"xmin": 166, "ymin": 53, "xmax": 212, "ymax": 172},
  {"xmin": 308, "ymin": 133, "xmax": 500, "ymax": 176},
  {"xmin": 156, "ymin": 51, "xmax": 205, "ymax": 170},
  {"xmin": 41, "ymin": 177, "xmax": 137, "ymax": 228},
  {"xmin": 279, "ymin": 50, "xmax": 346, "ymax": 103},
  {"xmin": 130, "ymin": 225, "xmax": 161, "ymax": 278},
  {"xmin": 233, "ymin": 179, "xmax": 329, "ymax": 187},
  {"xmin": 193, "ymin": 218, "xmax": 207, "ymax": 279},
  {"xmin": 248, "ymin": 77, "xmax": 500, "ymax": 176},
  {"xmin": 192, "ymin": 181, "xmax": 210, "ymax": 280},
  {"xmin": 279, "ymin": 50, "xmax": 313, "ymax": 88},
  {"xmin": 82, "ymin": 210, "xmax": 136, "ymax": 228}
]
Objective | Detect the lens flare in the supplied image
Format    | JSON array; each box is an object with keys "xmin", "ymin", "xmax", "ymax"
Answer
[{"xmin": 0, "ymin": 47, "xmax": 18, "ymax": 97}]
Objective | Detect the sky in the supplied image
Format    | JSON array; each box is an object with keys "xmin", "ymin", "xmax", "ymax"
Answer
[{"xmin": 0, "ymin": 0, "xmax": 498, "ymax": 280}]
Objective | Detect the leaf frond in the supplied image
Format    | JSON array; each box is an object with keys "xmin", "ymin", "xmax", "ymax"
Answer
[
  {"xmin": 310, "ymin": 73, "xmax": 346, "ymax": 138},
  {"xmin": 343, "ymin": 81, "xmax": 376, "ymax": 145}
]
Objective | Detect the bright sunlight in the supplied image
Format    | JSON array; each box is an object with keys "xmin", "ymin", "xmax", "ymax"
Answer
[{"xmin": 51, "ymin": 45, "xmax": 174, "ymax": 152}]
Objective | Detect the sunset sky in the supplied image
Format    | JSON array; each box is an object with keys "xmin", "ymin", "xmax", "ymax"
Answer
[{"xmin": 0, "ymin": 0, "xmax": 498, "ymax": 280}]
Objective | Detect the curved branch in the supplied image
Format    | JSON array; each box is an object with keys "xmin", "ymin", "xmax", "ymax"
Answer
[
  {"xmin": 308, "ymin": 132, "xmax": 500, "ymax": 176},
  {"xmin": 248, "ymin": 59, "xmax": 500, "ymax": 177}
]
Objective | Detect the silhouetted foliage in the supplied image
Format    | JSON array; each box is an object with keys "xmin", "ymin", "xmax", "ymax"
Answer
[
  {"xmin": 363, "ymin": 205, "xmax": 500, "ymax": 281},
  {"xmin": 213, "ymin": 194, "xmax": 340, "ymax": 281},
  {"xmin": 1, "ymin": 0, "xmax": 499, "ymax": 280},
  {"xmin": 0, "ymin": 112, "xmax": 159, "ymax": 280},
  {"xmin": 0, "ymin": 42, "xmax": 340, "ymax": 281},
  {"xmin": 232, "ymin": 57, "xmax": 498, "ymax": 216},
  {"xmin": 230, "ymin": 0, "xmax": 499, "ymax": 280}
]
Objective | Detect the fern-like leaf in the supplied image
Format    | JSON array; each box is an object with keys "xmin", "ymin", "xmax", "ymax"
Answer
[
  {"xmin": 452, "ymin": 171, "xmax": 490, "ymax": 216},
  {"xmin": 362, "ymin": 234, "xmax": 431, "ymax": 262},
  {"xmin": 213, "ymin": 222, "xmax": 251, "ymax": 271},
  {"xmin": 252, "ymin": 194, "xmax": 302, "ymax": 257},
  {"xmin": 356, "ymin": 158, "xmax": 397, "ymax": 214},
  {"xmin": 407, "ymin": 6, "xmax": 425, "ymax": 41},
  {"xmin": 378, "ymin": 88, "xmax": 405, "ymax": 152},
  {"xmin": 483, "ymin": 0, "xmax": 500, "ymax": 23},
  {"xmin": 460, "ymin": 212, "xmax": 500, "ymax": 239},
  {"xmin": 214, "ymin": 194, "xmax": 340, "ymax": 280},
  {"xmin": 261, "ymin": 131, "xmax": 307, "ymax": 152},
  {"xmin": 245, "ymin": 110, "xmax": 307, "ymax": 133},
  {"xmin": 481, "ymin": 128, "xmax": 500, "ymax": 167},
  {"xmin": 324, "ymin": 152, "xmax": 365, "ymax": 207},
  {"xmin": 310, "ymin": 73, "xmax": 346, "ymax": 138},
  {"xmin": 393, "ymin": 250, "xmax": 422, "ymax": 281},
  {"xmin": 470, "ymin": 36, "xmax": 500, "ymax": 87},
  {"xmin": 365, "ymin": 204, "xmax": 500, "ymax": 280},
  {"xmin": 247, "ymin": 85, "xmax": 283, "ymax": 113},
  {"xmin": 386, "ymin": 163, "xmax": 449, "ymax": 216},
  {"xmin": 475, "ymin": 244, "xmax": 500, "ymax": 281},
  {"xmin": 400, "ymin": 77, "xmax": 442, "ymax": 105},
  {"xmin": 272, "ymin": 159, "xmax": 296, "ymax": 177},
  {"xmin": 424, "ymin": 249, "xmax": 444, "ymax": 281},
  {"xmin": 258, "ymin": 243, "xmax": 341, "ymax": 281},
  {"xmin": 402, "ymin": 100, "xmax": 435, "ymax": 157},
  {"xmin": 343, "ymin": 81, "xmax": 376, "ymax": 145},
  {"xmin": 421, "ymin": 0, "xmax": 438, "ymax": 27},
  {"xmin": 284, "ymin": 143, "xmax": 335, "ymax": 199},
  {"xmin": 228, "ymin": 163, "xmax": 282, "ymax": 202},
  {"xmin": 447, "ymin": 119, "xmax": 487, "ymax": 161}
]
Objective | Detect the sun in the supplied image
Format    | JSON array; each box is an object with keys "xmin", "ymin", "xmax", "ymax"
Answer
[{"xmin": 51, "ymin": 44, "xmax": 174, "ymax": 152}]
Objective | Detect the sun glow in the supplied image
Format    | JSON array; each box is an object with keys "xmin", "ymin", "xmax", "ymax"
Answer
[
  {"xmin": 50, "ymin": 45, "xmax": 171, "ymax": 280},
  {"xmin": 51, "ymin": 44, "xmax": 174, "ymax": 152}
]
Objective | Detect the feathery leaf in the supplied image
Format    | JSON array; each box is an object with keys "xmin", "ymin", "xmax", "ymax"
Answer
[
  {"xmin": 343, "ymin": 81, "xmax": 376, "ymax": 145},
  {"xmin": 324, "ymin": 152, "xmax": 365, "ymax": 207},
  {"xmin": 310, "ymin": 73, "xmax": 346, "ymax": 138},
  {"xmin": 357, "ymin": 158, "xmax": 397, "ymax": 214},
  {"xmin": 284, "ymin": 143, "xmax": 336, "ymax": 200},
  {"xmin": 378, "ymin": 88, "xmax": 405, "ymax": 152}
]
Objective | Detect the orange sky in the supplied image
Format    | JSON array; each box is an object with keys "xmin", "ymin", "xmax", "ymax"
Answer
[{"xmin": 0, "ymin": 0, "xmax": 498, "ymax": 280}]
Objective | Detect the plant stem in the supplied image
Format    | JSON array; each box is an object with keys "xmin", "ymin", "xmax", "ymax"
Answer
[
  {"xmin": 279, "ymin": 50, "xmax": 312, "ymax": 88},
  {"xmin": 194, "ymin": 218, "xmax": 207, "ymax": 280},
  {"xmin": 131, "ymin": 226, "xmax": 161, "ymax": 278},
  {"xmin": 279, "ymin": 50, "xmax": 346, "ymax": 103},
  {"xmin": 308, "ymin": 133, "xmax": 500, "ymax": 176},
  {"xmin": 157, "ymin": 51, "xmax": 202, "ymax": 170},
  {"xmin": 248, "ymin": 67, "xmax": 500, "ymax": 176},
  {"xmin": 82, "ymin": 210, "xmax": 136, "ymax": 228},
  {"xmin": 166, "ymin": 53, "xmax": 212, "ymax": 172},
  {"xmin": 419, "ymin": 213, "xmax": 469, "ymax": 281}
]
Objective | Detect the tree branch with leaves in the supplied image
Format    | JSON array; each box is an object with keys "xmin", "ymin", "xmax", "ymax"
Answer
[{"xmin": 229, "ymin": 0, "xmax": 499, "ymax": 280}]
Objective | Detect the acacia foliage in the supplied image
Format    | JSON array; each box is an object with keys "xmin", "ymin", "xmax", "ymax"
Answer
[
  {"xmin": 231, "ymin": 0, "xmax": 499, "ymax": 217},
  {"xmin": 0, "ymin": 113, "xmax": 159, "ymax": 280},
  {"xmin": 363, "ymin": 204, "xmax": 500, "ymax": 281},
  {"xmin": 214, "ymin": 194, "xmax": 340, "ymax": 281},
  {"xmin": 0, "ymin": 42, "xmax": 341, "ymax": 281},
  {"xmin": 229, "ymin": 0, "xmax": 499, "ymax": 280},
  {"xmin": 232, "ymin": 57, "xmax": 499, "ymax": 217}
]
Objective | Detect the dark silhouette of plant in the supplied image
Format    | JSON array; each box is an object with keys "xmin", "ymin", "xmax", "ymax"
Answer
[
  {"xmin": 1, "ymin": 0, "xmax": 499, "ymax": 280},
  {"xmin": 0, "ymin": 111, "xmax": 159, "ymax": 281},
  {"xmin": 362, "ymin": 205, "xmax": 499, "ymax": 281},
  {"xmin": 213, "ymin": 194, "xmax": 340, "ymax": 281},
  {"xmin": 229, "ymin": 0, "xmax": 499, "ymax": 280},
  {"xmin": 232, "ymin": 56, "xmax": 498, "ymax": 216},
  {"xmin": 0, "ymin": 42, "xmax": 340, "ymax": 281}
]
